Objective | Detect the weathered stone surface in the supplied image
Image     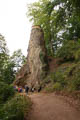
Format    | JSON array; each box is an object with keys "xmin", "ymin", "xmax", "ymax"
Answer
[{"xmin": 14, "ymin": 26, "xmax": 48, "ymax": 89}]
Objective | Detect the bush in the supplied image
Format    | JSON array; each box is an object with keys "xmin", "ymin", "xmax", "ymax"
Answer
[
  {"xmin": 67, "ymin": 75, "xmax": 80, "ymax": 92},
  {"xmin": 45, "ymin": 83, "xmax": 62, "ymax": 92},
  {"xmin": 0, "ymin": 82, "xmax": 15, "ymax": 104},
  {"xmin": 0, "ymin": 94, "xmax": 32, "ymax": 120},
  {"xmin": 75, "ymin": 49, "xmax": 80, "ymax": 61},
  {"xmin": 52, "ymin": 83, "xmax": 62, "ymax": 91},
  {"xmin": 56, "ymin": 40, "xmax": 80, "ymax": 62},
  {"xmin": 45, "ymin": 63, "xmax": 80, "ymax": 93},
  {"xmin": 45, "ymin": 86, "xmax": 54, "ymax": 93},
  {"xmin": 50, "ymin": 70, "xmax": 68, "ymax": 87}
]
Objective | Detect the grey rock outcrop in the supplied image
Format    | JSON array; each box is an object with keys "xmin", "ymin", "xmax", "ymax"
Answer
[{"xmin": 14, "ymin": 26, "xmax": 48, "ymax": 89}]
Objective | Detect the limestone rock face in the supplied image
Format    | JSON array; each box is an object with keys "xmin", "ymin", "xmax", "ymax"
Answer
[{"xmin": 15, "ymin": 26, "xmax": 48, "ymax": 88}]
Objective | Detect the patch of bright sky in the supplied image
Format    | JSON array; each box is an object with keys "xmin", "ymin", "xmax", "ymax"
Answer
[{"xmin": 0, "ymin": 0, "xmax": 38, "ymax": 56}]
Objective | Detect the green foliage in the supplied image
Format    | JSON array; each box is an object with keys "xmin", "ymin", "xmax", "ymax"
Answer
[
  {"xmin": 68, "ymin": 63, "xmax": 80, "ymax": 91},
  {"xmin": 0, "ymin": 34, "xmax": 9, "ymax": 81},
  {"xmin": 57, "ymin": 40, "xmax": 80, "ymax": 61},
  {"xmin": 45, "ymin": 86, "xmax": 55, "ymax": 93},
  {"xmin": 0, "ymin": 34, "xmax": 26, "ymax": 85},
  {"xmin": 0, "ymin": 83, "xmax": 15, "ymax": 104},
  {"xmin": 0, "ymin": 34, "xmax": 16, "ymax": 84},
  {"xmin": 0, "ymin": 34, "xmax": 29, "ymax": 120},
  {"xmin": 67, "ymin": 78, "xmax": 80, "ymax": 92},
  {"xmin": 27, "ymin": 0, "xmax": 80, "ymax": 56},
  {"xmin": 43, "ymin": 75, "xmax": 51, "ymax": 84},
  {"xmin": 75, "ymin": 49, "xmax": 80, "ymax": 61},
  {"xmin": 2, "ymin": 62, "xmax": 16, "ymax": 84},
  {"xmin": 0, "ymin": 95, "xmax": 32, "ymax": 120},
  {"xmin": 51, "ymin": 71, "xmax": 67, "ymax": 87},
  {"xmin": 45, "ymin": 62, "xmax": 80, "ymax": 93},
  {"xmin": 52, "ymin": 83, "xmax": 62, "ymax": 91},
  {"xmin": 0, "ymin": 34, "xmax": 9, "ymax": 55},
  {"xmin": 45, "ymin": 83, "xmax": 62, "ymax": 92},
  {"xmin": 27, "ymin": 0, "xmax": 54, "ymax": 56},
  {"xmin": 10, "ymin": 49, "xmax": 26, "ymax": 71}
]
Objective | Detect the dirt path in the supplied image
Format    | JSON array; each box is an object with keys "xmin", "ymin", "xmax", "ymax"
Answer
[{"xmin": 27, "ymin": 93, "xmax": 80, "ymax": 120}]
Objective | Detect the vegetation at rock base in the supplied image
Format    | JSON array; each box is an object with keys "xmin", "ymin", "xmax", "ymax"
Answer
[
  {"xmin": 0, "ymin": 34, "xmax": 31, "ymax": 120},
  {"xmin": 44, "ymin": 62, "xmax": 80, "ymax": 99}
]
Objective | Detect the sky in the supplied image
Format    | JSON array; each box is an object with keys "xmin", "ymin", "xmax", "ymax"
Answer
[{"xmin": 0, "ymin": 0, "xmax": 38, "ymax": 56}]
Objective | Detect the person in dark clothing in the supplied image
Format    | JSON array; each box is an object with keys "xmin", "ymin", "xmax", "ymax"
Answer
[
  {"xmin": 25, "ymin": 85, "xmax": 29, "ymax": 94},
  {"xmin": 38, "ymin": 86, "xmax": 42, "ymax": 92}
]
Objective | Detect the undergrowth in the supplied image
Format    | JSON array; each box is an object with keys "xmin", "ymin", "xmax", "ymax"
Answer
[
  {"xmin": 44, "ymin": 62, "xmax": 80, "ymax": 99},
  {"xmin": 0, "ymin": 94, "xmax": 32, "ymax": 120}
]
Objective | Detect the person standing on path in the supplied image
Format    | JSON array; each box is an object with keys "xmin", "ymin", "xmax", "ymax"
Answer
[{"xmin": 25, "ymin": 85, "xmax": 29, "ymax": 94}]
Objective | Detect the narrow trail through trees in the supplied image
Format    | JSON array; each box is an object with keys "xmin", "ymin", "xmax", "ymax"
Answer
[{"xmin": 27, "ymin": 93, "xmax": 80, "ymax": 120}]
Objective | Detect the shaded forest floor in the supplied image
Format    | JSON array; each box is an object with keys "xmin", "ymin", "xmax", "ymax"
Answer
[{"xmin": 27, "ymin": 93, "xmax": 80, "ymax": 120}]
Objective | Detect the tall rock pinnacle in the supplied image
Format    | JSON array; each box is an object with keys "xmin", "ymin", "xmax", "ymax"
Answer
[{"xmin": 15, "ymin": 26, "xmax": 48, "ymax": 89}]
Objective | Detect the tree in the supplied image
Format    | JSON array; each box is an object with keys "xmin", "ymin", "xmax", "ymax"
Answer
[
  {"xmin": 27, "ymin": 0, "xmax": 54, "ymax": 56},
  {"xmin": 0, "ymin": 34, "xmax": 9, "ymax": 82},
  {"xmin": 0, "ymin": 34, "xmax": 15, "ymax": 106},
  {"xmin": 0, "ymin": 35, "xmax": 26, "ymax": 84},
  {"xmin": 27, "ymin": 0, "xmax": 80, "ymax": 56},
  {"xmin": 3, "ymin": 61, "xmax": 16, "ymax": 84},
  {"xmin": 10, "ymin": 49, "xmax": 26, "ymax": 71}
]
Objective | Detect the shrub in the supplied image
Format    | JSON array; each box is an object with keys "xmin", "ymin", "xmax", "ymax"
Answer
[
  {"xmin": 52, "ymin": 83, "xmax": 62, "ymax": 91},
  {"xmin": 45, "ymin": 63, "xmax": 80, "ymax": 93},
  {"xmin": 0, "ymin": 82, "xmax": 15, "ymax": 104},
  {"xmin": 67, "ymin": 75, "xmax": 80, "ymax": 92},
  {"xmin": 56, "ymin": 40, "xmax": 80, "ymax": 62},
  {"xmin": 45, "ymin": 86, "xmax": 54, "ymax": 93},
  {"xmin": 0, "ymin": 94, "xmax": 32, "ymax": 120},
  {"xmin": 45, "ymin": 83, "xmax": 62, "ymax": 92},
  {"xmin": 50, "ymin": 70, "xmax": 68, "ymax": 87},
  {"xmin": 75, "ymin": 49, "xmax": 80, "ymax": 61}
]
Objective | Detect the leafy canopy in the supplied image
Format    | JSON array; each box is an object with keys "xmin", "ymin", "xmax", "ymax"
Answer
[{"xmin": 27, "ymin": 0, "xmax": 80, "ymax": 56}]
